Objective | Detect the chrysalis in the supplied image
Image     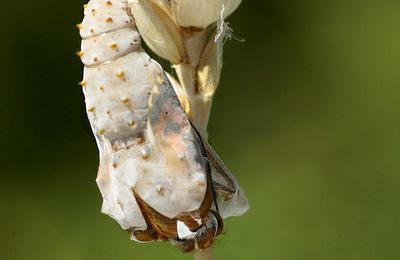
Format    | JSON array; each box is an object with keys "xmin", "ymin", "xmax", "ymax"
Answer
[{"xmin": 77, "ymin": 0, "xmax": 248, "ymax": 252}]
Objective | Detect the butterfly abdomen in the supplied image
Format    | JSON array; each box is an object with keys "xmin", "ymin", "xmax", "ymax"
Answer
[{"xmin": 78, "ymin": 0, "xmax": 154, "ymax": 141}]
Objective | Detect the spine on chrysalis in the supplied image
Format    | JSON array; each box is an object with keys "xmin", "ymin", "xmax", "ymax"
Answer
[
  {"xmin": 78, "ymin": 0, "xmax": 156, "ymax": 144},
  {"xmin": 77, "ymin": 0, "xmax": 160, "ymax": 234}
]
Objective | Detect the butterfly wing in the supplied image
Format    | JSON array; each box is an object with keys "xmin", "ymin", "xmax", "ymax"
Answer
[
  {"xmin": 200, "ymin": 137, "xmax": 249, "ymax": 218},
  {"xmin": 132, "ymin": 70, "xmax": 210, "ymax": 220},
  {"xmin": 161, "ymin": 73, "xmax": 249, "ymax": 219}
]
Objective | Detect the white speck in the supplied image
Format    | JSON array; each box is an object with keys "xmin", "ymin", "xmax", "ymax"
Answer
[
  {"xmin": 177, "ymin": 221, "xmax": 197, "ymax": 240},
  {"xmin": 194, "ymin": 218, "xmax": 202, "ymax": 226}
]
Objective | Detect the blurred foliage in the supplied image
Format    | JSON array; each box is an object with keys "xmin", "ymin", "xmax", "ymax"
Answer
[{"xmin": 1, "ymin": 0, "xmax": 400, "ymax": 259}]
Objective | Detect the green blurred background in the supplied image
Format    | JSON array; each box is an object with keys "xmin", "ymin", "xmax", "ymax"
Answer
[{"xmin": 1, "ymin": 0, "xmax": 399, "ymax": 259}]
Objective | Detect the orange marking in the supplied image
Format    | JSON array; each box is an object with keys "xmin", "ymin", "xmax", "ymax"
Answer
[
  {"xmin": 76, "ymin": 51, "xmax": 84, "ymax": 57},
  {"xmin": 79, "ymin": 81, "xmax": 87, "ymax": 87},
  {"xmin": 116, "ymin": 72, "xmax": 126, "ymax": 80},
  {"xmin": 120, "ymin": 97, "xmax": 129, "ymax": 104},
  {"xmin": 109, "ymin": 43, "xmax": 119, "ymax": 50}
]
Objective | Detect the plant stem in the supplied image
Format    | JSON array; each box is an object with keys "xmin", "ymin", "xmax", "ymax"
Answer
[
  {"xmin": 174, "ymin": 28, "xmax": 217, "ymax": 260},
  {"xmin": 174, "ymin": 29, "xmax": 213, "ymax": 138},
  {"xmin": 194, "ymin": 247, "xmax": 214, "ymax": 260},
  {"xmin": 175, "ymin": 61, "xmax": 211, "ymax": 138}
]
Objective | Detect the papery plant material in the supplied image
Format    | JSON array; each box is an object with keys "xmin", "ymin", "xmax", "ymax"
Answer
[
  {"xmin": 197, "ymin": 31, "xmax": 223, "ymax": 98},
  {"xmin": 129, "ymin": 0, "xmax": 241, "ymax": 137},
  {"xmin": 128, "ymin": 0, "xmax": 185, "ymax": 64},
  {"xmin": 127, "ymin": 0, "xmax": 241, "ymax": 136},
  {"xmin": 171, "ymin": 0, "xmax": 242, "ymax": 29},
  {"xmin": 77, "ymin": 0, "xmax": 248, "ymax": 253}
]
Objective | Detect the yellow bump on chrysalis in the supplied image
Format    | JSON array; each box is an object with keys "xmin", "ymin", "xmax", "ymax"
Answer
[
  {"xmin": 79, "ymin": 81, "xmax": 87, "ymax": 87},
  {"xmin": 90, "ymin": 28, "xmax": 95, "ymax": 33},
  {"xmin": 76, "ymin": 23, "xmax": 82, "ymax": 30},
  {"xmin": 109, "ymin": 43, "xmax": 119, "ymax": 50},
  {"xmin": 88, "ymin": 107, "xmax": 95, "ymax": 112},
  {"xmin": 98, "ymin": 129, "xmax": 106, "ymax": 135},
  {"xmin": 106, "ymin": 17, "xmax": 113, "ymax": 23},
  {"xmin": 83, "ymin": 4, "xmax": 88, "ymax": 9},
  {"xmin": 112, "ymin": 162, "xmax": 118, "ymax": 168},
  {"xmin": 141, "ymin": 151, "xmax": 149, "ymax": 160},
  {"xmin": 106, "ymin": 1, "xmax": 113, "ymax": 6},
  {"xmin": 91, "ymin": 9, "xmax": 96, "ymax": 15},
  {"xmin": 120, "ymin": 97, "xmax": 129, "ymax": 104},
  {"xmin": 116, "ymin": 72, "xmax": 126, "ymax": 80},
  {"xmin": 99, "ymin": 86, "xmax": 105, "ymax": 92},
  {"xmin": 128, "ymin": 121, "xmax": 136, "ymax": 127},
  {"xmin": 156, "ymin": 185, "xmax": 165, "ymax": 196},
  {"xmin": 76, "ymin": 51, "xmax": 84, "ymax": 57}
]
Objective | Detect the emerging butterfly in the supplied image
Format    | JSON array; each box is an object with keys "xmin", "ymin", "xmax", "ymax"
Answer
[{"xmin": 77, "ymin": 0, "xmax": 248, "ymax": 252}]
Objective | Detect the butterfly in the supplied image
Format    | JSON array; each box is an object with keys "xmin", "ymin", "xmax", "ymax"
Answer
[{"xmin": 78, "ymin": 0, "xmax": 248, "ymax": 252}]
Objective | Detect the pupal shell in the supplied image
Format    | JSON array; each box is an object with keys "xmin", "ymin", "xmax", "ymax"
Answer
[
  {"xmin": 78, "ymin": 0, "xmax": 249, "ymax": 249},
  {"xmin": 79, "ymin": 0, "xmax": 208, "ymax": 230},
  {"xmin": 166, "ymin": 72, "xmax": 191, "ymax": 118}
]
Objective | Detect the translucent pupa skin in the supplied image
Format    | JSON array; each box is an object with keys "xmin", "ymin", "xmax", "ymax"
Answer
[{"xmin": 78, "ymin": 0, "xmax": 248, "ymax": 251}]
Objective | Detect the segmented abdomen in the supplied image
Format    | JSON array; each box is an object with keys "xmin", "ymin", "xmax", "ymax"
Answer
[
  {"xmin": 77, "ymin": 1, "xmax": 216, "ymax": 246},
  {"xmin": 78, "ymin": 0, "xmax": 154, "ymax": 143}
]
